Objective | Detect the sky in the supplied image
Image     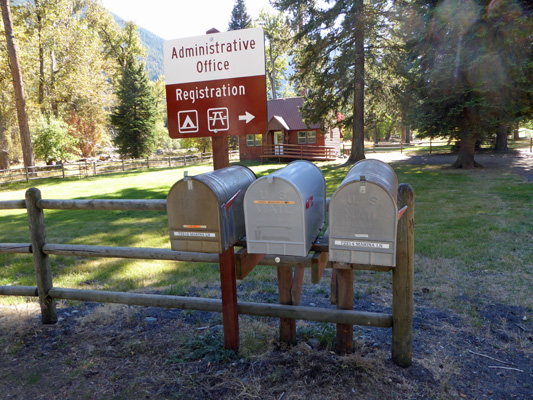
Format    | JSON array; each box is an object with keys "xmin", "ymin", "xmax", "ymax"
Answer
[{"xmin": 100, "ymin": 0, "xmax": 274, "ymax": 40}]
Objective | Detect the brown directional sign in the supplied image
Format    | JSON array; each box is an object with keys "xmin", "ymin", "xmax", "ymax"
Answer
[{"xmin": 164, "ymin": 28, "xmax": 267, "ymax": 139}]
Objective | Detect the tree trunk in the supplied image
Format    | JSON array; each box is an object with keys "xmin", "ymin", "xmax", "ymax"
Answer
[
  {"xmin": 494, "ymin": 122, "xmax": 509, "ymax": 152},
  {"xmin": 1, "ymin": 0, "xmax": 35, "ymax": 169},
  {"xmin": 400, "ymin": 112, "xmax": 406, "ymax": 143},
  {"xmin": 373, "ymin": 116, "xmax": 378, "ymax": 144},
  {"xmin": 513, "ymin": 122, "xmax": 520, "ymax": 141},
  {"xmin": 269, "ymin": 45, "xmax": 277, "ymax": 100},
  {"xmin": 452, "ymin": 135, "xmax": 482, "ymax": 169},
  {"xmin": 0, "ymin": 105, "xmax": 9, "ymax": 169},
  {"xmin": 37, "ymin": 1, "xmax": 46, "ymax": 115},
  {"xmin": 347, "ymin": 0, "xmax": 365, "ymax": 164}
]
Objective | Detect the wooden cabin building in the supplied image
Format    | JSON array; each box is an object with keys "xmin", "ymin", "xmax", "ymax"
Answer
[{"xmin": 238, "ymin": 97, "xmax": 342, "ymax": 162}]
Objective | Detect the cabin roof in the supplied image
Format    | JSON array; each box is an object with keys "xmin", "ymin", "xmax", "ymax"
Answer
[{"xmin": 267, "ymin": 97, "xmax": 320, "ymax": 130}]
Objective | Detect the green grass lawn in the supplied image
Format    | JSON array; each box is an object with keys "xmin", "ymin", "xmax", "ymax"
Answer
[{"xmin": 1, "ymin": 159, "xmax": 531, "ymax": 314}]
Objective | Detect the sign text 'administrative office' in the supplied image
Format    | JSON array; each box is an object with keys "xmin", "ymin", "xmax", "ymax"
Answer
[{"xmin": 164, "ymin": 28, "xmax": 267, "ymax": 138}]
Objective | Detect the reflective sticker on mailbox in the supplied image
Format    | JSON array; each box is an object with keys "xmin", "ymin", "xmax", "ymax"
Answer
[
  {"xmin": 253, "ymin": 200, "xmax": 295, "ymax": 205},
  {"xmin": 173, "ymin": 231, "xmax": 216, "ymax": 238},
  {"xmin": 183, "ymin": 225, "xmax": 207, "ymax": 229},
  {"xmin": 334, "ymin": 240, "xmax": 390, "ymax": 249}
]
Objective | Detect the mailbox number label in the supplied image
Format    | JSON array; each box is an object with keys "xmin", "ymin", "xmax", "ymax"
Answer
[
  {"xmin": 173, "ymin": 231, "xmax": 216, "ymax": 238},
  {"xmin": 334, "ymin": 240, "xmax": 390, "ymax": 249}
]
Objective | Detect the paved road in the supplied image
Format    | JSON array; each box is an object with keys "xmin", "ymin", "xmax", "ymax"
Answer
[{"xmin": 364, "ymin": 149, "xmax": 533, "ymax": 182}]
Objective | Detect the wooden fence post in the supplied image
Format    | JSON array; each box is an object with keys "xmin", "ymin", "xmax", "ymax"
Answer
[
  {"xmin": 168, "ymin": 156, "xmax": 172, "ymax": 167},
  {"xmin": 219, "ymin": 245, "xmax": 239, "ymax": 350},
  {"xmin": 335, "ymin": 265, "xmax": 354, "ymax": 354},
  {"xmin": 93, "ymin": 161, "xmax": 97, "ymax": 175},
  {"xmin": 277, "ymin": 266, "xmax": 305, "ymax": 345},
  {"xmin": 147, "ymin": 157, "xmax": 150, "ymax": 169},
  {"xmin": 277, "ymin": 266, "xmax": 296, "ymax": 344},
  {"xmin": 61, "ymin": 163, "xmax": 65, "ymax": 179},
  {"xmin": 392, "ymin": 183, "xmax": 414, "ymax": 367},
  {"xmin": 25, "ymin": 188, "xmax": 57, "ymax": 324}
]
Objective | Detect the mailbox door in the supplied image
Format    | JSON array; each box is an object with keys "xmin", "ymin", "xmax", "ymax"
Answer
[
  {"xmin": 347, "ymin": 159, "xmax": 398, "ymax": 200},
  {"xmin": 329, "ymin": 181, "xmax": 398, "ymax": 266},
  {"xmin": 167, "ymin": 179, "xmax": 222, "ymax": 253},
  {"xmin": 245, "ymin": 178, "xmax": 306, "ymax": 256},
  {"xmin": 196, "ymin": 165, "xmax": 255, "ymax": 249}
]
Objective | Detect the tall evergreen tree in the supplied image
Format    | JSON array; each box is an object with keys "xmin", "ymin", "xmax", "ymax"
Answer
[
  {"xmin": 228, "ymin": 0, "xmax": 252, "ymax": 31},
  {"xmin": 111, "ymin": 56, "xmax": 157, "ymax": 159},
  {"xmin": 274, "ymin": 0, "xmax": 393, "ymax": 164},
  {"xmin": 407, "ymin": 0, "xmax": 532, "ymax": 168}
]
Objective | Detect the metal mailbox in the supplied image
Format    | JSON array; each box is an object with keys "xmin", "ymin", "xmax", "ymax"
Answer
[
  {"xmin": 329, "ymin": 159, "xmax": 399, "ymax": 267},
  {"xmin": 244, "ymin": 160, "xmax": 326, "ymax": 257},
  {"xmin": 167, "ymin": 165, "xmax": 256, "ymax": 253}
]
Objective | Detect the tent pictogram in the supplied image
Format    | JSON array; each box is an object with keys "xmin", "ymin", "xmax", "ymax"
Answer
[{"xmin": 178, "ymin": 110, "xmax": 198, "ymax": 133}]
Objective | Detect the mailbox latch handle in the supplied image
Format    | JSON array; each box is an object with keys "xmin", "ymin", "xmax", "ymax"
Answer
[{"xmin": 360, "ymin": 175, "xmax": 366, "ymax": 194}]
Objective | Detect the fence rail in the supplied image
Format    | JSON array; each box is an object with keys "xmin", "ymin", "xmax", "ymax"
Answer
[
  {"xmin": 261, "ymin": 144, "xmax": 337, "ymax": 162},
  {"xmin": 0, "ymin": 151, "xmax": 240, "ymax": 185},
  {"xmin": 0, "ymin": 186, "xmax": 414, "ymax": 367},
  {"xmin": 342, "ymin": 140, "xmax": 453, "ymax": 156},
  {"xmin": 342, "ymin": 138, "xmax": 533, "ymax": 156}
]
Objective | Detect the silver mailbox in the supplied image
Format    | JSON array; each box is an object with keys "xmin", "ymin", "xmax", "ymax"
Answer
[
  {"xmin": 329, "ymin": 159, "xmax": 399, "ymax": 267},
  {"xmin": 244, "ymin": 160, "xmax": 326, "ymax": 257},
  {"xmin": 167, "ymin": 165, "xmax": 256, "ymax": 254}
]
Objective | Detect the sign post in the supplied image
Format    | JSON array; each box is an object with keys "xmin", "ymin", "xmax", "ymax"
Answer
[{"xmin": 164, "ymin": 28, "xmax": 267, "ymax": 351}]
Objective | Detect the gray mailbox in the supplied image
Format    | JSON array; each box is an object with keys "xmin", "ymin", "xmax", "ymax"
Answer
[
  {"xmin": 167, "ymin": 165, "xmax": 256, "ymax": 253},
  {"xmin": 244, "ymin": 160, "xmax": 326, "ymax": 257},
  {"xmin": 329, "ymin": 159, "xmax": 399, "ymax": 267}
]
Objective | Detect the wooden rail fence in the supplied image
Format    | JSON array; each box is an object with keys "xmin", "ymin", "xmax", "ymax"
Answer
[
  {"xmin": 0, "ymin": 185, "xmax": 414, "ymax": 367},
  {"xmin": 0, "ymin": 151, "xmax": 240, "ymax": 184},
  {"xmin": 260, "ymin": 144, "xmax": 337, "ymax": 162},
  {"xmin": 342, "ymin": 138, "xmax": 533, "ymax": 156}
]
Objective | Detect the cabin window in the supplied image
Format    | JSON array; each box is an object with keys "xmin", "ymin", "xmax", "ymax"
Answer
[
  {"xmin": 298, "ymin": 131, "xmax": 307, "ymax": 144},
  {"xmin": 246, "ymin": 135, "xmax": 255, "ymax": 146},
  {"xmin": 246, "ymin": 134, "xmax": 262, "ymax": 146},
  {"xmin": 308, "ymin": 131, "xmax": 316, "ymax": 144}
]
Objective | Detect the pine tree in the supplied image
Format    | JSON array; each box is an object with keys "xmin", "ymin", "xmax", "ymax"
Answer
[
  {"xmin": 274, "ymin": 0, "xmax": 392, "ymax": 163},
  {"xmin": 111, "ymin": 57, "xmax": 157, "ymax": 159},
  {"xmin": 407, "ymin": 0, "xmax": 532, "ymax": 168},
  {"xmin": 228, "ymin": 0, "xmax": 252, "ymax": 31}
]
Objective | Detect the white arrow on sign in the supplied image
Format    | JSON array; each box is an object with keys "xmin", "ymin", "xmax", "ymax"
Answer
[{"xmin": 238, "ymin": 112, "xmax": 255, "ymax": 124}]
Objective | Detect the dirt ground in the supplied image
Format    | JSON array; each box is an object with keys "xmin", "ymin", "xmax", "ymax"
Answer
[{"xmin": 0, "ymin": 150, "xmax": 531, "ymax": 399}]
